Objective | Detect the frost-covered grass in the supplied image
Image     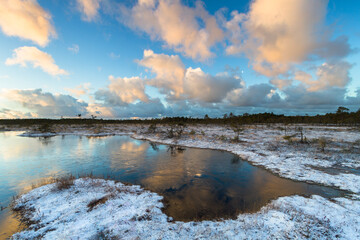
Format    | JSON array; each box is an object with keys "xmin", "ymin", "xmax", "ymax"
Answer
[{"xmin": 11, "ymin": 178, "xmax": 360, "ymax": 239}]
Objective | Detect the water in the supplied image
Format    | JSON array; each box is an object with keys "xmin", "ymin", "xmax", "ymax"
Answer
[{"xmin": 0, "ymin": 132, "xmax": 345, "ymax": 238}]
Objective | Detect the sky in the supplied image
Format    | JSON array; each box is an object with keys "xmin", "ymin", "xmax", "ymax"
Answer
[{"xmin": 0, "ymin": 0, "xmax": 359, "ymax": 119}]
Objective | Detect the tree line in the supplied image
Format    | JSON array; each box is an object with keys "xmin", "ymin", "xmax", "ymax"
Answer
[{"xmin": 0, "ymin": 107, "xmax": 359, "ymax": 126}]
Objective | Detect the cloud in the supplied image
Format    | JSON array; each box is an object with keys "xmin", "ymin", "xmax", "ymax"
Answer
[
  {"xmin": 109, "ymin": 52, "xmax": 120, "ymax": 59},
  {"xmin": 0, "ymin": 0, "xmax": 56, "ymax": 46},
  {"xmin": 282, "ymin": 85, "xmax": 351, "ymax": 108},
  {"xmin": 87, "ymin": 103, "xmax": 114, "ymax": 118},
  {"xmin": 65, "ymin": 83, "xmax": 91, "ymax": 97},
  {"xmin": 0, "ymin": 108, "xmax": 37, "ymax": 119},
  {"xmin": 86, "ymin": 98, "xmax": 167, "ymax": 119},
  {"xmin": 226, "ymin": 83, "xmax": 280, "ymax": 107},
  {"xmin": 3, "ymin": 89, "xmax": 88, "ymax": 118},
  {"xmin": 5, "ymin": 46, "xmax": 68, "ymax": 76},
  {"xmin": 270, "ymin": 78, "xmax": 293, "ymax": 90},
  {"xmin": 110, "ymin": 98, "xmax": 167, "ymax": 118},
  {"xmin": 294, "ymin": 61, "xmax": 353, "ymax": 92},
  {"xmin": 2, "ymin": 85, "xmax": 359, "ymax": 119},
  {"xmin": 138, "ymin": 50, "xmax": 241, "ymax": 103},
  {"xmin": 68, "ymin": 44, "xmax": 80, "ymax": 54},
  {"xmin": 184, "ymin": 68, "xmax": 242, "ymax": 103},
  {"xmin": 121, "ymin": 0, "xmax": 223, "ymax": 61},
  {"xmin": 95, "ymin": 76, "xmax": 149, "ymax": 105},
  {"xmin": 225, "ymin": 0, "xmax": 351, "ymax": 77},
  {"xmin": 76, "ymin": 0, "xmax": 102, "ymax": 21},
  {"xmin": 138, "ymin": 49, "xmax": 185, "ymax": 98}
]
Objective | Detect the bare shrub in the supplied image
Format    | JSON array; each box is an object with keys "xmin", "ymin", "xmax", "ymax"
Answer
[
  {"xmin": 147, "ymin": 124, "xmax": 157, "ymax": 133},
  {"xmin": 166, "ymin": 123, "xmax": 186, "ymax": 139},
  {"xmin": 318, "ymin": 137, "xmax": 327, "ymax": 152},
  {"xmin": 230, "ymin": 123, "xmax": 244, "ymax": 143},
  {"xmin": 297, "ymin": 126, "xmax": 305, "ymax": 143},
  {"xmin": 55, "ymin": 175, "xmax": 75, "ymax": 190}
]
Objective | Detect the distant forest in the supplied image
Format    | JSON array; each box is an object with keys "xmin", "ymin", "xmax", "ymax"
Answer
[{"xmin": 0, "ymin": 106, "xmax": 359, "ymax": 126}]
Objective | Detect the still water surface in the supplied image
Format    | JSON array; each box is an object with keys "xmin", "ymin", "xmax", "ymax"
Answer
[{"xmin": 0, "ymin": 132, "xmax": 344, "ymax": 238}]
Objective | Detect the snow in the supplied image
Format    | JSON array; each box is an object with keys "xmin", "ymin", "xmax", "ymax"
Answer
[
  {"xmin": 11, "ymin": 178, "xmax": 360, "ymax": 239},
  {"xmin": 3, "ymin": 123, "xmax": 359, "ymax": 239}
]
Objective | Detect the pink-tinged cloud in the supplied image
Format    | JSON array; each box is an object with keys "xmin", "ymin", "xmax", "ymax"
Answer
[
  {"xmin": 95, "ymin": 76, "xmax": 149, "ymax": 105},
  {"xmin": 294, "ymin": 62, "xmax": 353, "ymax": 92},
  {"xmin": 6, "ymin": 46, "xmax": 68, "ymax": 76},
  {"xmin": 0, "ymin": 0, "xmax": 56, "ymax": 46},
  {"xmin": 86, "ymin": 103, "xmax": 114, "ymax": 118},
  {"xmin": 122, "ymin": 0, "xmax": 223, "ymax": 61},
  {"xmin": 0, "ymin": 108, "xmax": 38, "ymax": 119},
  {"xmin": 138, "ymin": 50, "xmax": 242, "ymax": 103},
  {"xmin": 225, "ymin": 0, "xmax": 351, "ymax": 77},
  {"xmin": 76, "ymin": 0, "xmax": 101, "ymax": 22},
  {"xmin": 65, "ymin": 83, "xmax": 91, "ymax": 97},
  {"xmin": 138, "ymin": 49, "xmax": 185, "ymax": 98}
]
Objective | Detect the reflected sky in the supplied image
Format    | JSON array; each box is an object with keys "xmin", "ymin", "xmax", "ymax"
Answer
[{"xmin": 0, "ymin": 132, "xmax": 345, "ymax": 237}]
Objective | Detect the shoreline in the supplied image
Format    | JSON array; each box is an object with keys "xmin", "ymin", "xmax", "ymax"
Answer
[
  {"xmin": 3, "ymin": 123, "xmax": 359, "ymax": 193},
  {"xmin": 3, "ymin": 123, "xmax": 360, "ymax": 238}
]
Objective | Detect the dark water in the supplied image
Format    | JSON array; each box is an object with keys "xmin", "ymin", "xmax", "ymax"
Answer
[{"xmin": 0, "ymin": 132, "xmax": 345, "ymax": 238}]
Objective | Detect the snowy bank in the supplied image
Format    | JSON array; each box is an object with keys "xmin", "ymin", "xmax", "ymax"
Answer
[{"xmin": 12, "ymin": 178, "xmax": 360, "ymax": 239}]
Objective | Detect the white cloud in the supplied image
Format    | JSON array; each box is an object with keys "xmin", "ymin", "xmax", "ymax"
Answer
[
  {"xmin": 76, "ymin": 0, "xmax": 102, "ymax": 22},
  {"xmin": 121, "ymin": 0, "xmax": 223, "ymax": 61},
  {"xmin": 5, "ymin": 46, "xmax": 68, "ymax": 76},
  {"xmin": 0, "ymin": 0, "xmax": 56, "ymax": 46},
  {"xmin": 68, "ymin": 44, "xmax": 80, "ymax": 54}
]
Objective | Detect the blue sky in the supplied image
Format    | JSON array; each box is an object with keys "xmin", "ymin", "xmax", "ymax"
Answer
[{"xmin": 0, "ymin": 0, "xmax": 359, "ymax": 118}]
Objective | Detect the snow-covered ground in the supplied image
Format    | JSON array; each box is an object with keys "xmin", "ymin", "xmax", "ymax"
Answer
[
  {"xmin": 11, "ymin": 178, "xmax": 360, "ymax": 239},
  {"xmin": 3, "ymin": 123, "xmax": 360, "ymax": 239}
]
